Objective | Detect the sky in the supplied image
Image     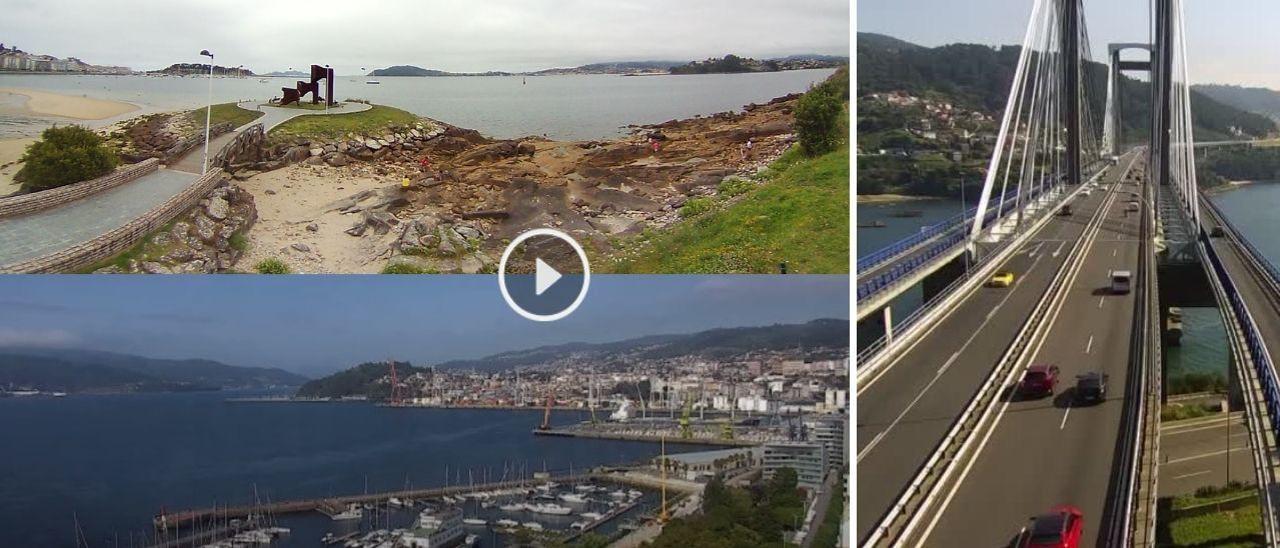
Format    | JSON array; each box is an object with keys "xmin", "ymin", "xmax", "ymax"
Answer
[
  {"xmin": 0, "ymin": 275, "xmax": 850, "ymax": 377},
  {"xmin": 858, "ymin": 0, "xmax": 1280, "ymax": 89},
  {"xmin": 0, "ymin": 0, "xmax": 851, "ymax": 74}
]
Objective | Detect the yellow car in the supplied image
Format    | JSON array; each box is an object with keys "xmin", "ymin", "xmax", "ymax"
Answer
[{"xmin": 989, "ymin": 270, "xmax": 1015, "ymax": 288}]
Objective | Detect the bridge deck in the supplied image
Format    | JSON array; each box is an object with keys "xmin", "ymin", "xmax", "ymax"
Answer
[
  {"xmin": 855, "ymin": 153, "xmax": 1138, "ymax": 543},
  {"xmin": 917, "ymin": 173, "xmax": 1142, "ymax": 546}
]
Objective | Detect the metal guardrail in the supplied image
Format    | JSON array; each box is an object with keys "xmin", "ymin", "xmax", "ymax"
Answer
[
  {"xmin": 857, "ymin": 188, "xmax": 1028, "ymax": 274},
  {"xmin": 856, "ymin": 185, "xmax": 1050, "ymax": 302}
]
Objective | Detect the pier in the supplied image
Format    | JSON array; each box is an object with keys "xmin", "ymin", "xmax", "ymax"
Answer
[{"xmin": 532, "ymin": 427, "xmax": 765, "ymax": 447}]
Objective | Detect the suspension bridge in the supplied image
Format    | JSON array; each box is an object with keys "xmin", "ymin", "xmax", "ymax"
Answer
[{"xmin": 856, "ymin": 0, "xmax": 1280, "ymax": 546}]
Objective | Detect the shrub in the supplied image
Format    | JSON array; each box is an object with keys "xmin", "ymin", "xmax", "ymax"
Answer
[
  {"xmin": 381, "ymin": 262, "xmax": 436, "ymax": 274},
  {"xmin": 794, "ymin": 86, "xmax": 844, "ymax": 157},
  {"xmin": 679, "ymin": 197, "xmax": 715, "ymax": 218},
  {"xmin": 717, "ymin": 176, "xmax": 754, "ymax": 198},
  {"xmin": 16, "ymin": 125, "xmax": 120, "ymax": 191},
  {"xmin": 254, "ymin": 258, "xmax": 291, "ymax": 274}
]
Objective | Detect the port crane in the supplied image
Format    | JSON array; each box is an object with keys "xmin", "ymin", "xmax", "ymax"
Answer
[
  {"xmin": 539, "ymin": 393, "xmax": 554, "ymax": 431},
  {"xmin": 387, "ymin": 360, "xmax": 404, "ymax": 406}
]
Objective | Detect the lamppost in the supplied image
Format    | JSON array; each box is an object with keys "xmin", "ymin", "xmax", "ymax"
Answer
[
  {"xmin": 200, "ymin": 49, "xmax": 214, "ymax": 175},
  {"xmin": 324, "ymin": 64, "xmax": 331, "ymax": 111}
]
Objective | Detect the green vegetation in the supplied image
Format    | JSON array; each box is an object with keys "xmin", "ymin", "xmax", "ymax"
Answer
[
  {"xmin": 1162, "ymin": 482, "xmax": 1264, "ymax": 547},
  {"xmin": 16, "ymin": 125, "xmax": 120, "ymax": 192},
  {"xmin": 76, "ymin": 219, "xmax": 185, "ymax": 273},
  {"xmin": 380, "ymin": 262, "xmax": 438, "ymax": 274},
  {"xmin": 268, "ymin": 104, "xmax": 419, "ymax": 143},
  {"xmin": 1198, "ymin": 147, "xmax": 1280, "ymax": 188},
  {"xmin": 254, "ymin": 258, "xmax": 291, "ymax": 274},
  {"xmin": 1168, "ymin": 371, "xmax": 1229, "ymax": 395},
  {"xmin": 716, "ymin": 176, "xmax": 754, "ymax": 198},
  {"xmin": 0, "ymin": 349, "xmax": 304, "ymax": 393},
  {"xmin": 611, "ymin": 144, "xmax": 849, "ymax": 273},
  {"xmin": 187, "ymin": 102, "xmax": 264, "ymax": 129},
  {"xmin": 647, "ymin": 470, "xmax": 806, "ymax": 547},
  {"xmin": 1160, "ymin": 401, "xmax": 1223, "ymax": 421},
  {"xmin": 296, "ymin": 360, "xmax": 424, "ymax": 399},
  {"xmin": 796, "ymin": 67, "xmax": 849, "ymax": 156},
  {"xmin": 812, "ymin": 474, "xmax": 846, "ymax": 548},
  {"xmin": 678, "ymin": 197, "xmax": 715, "ymax": 218}
]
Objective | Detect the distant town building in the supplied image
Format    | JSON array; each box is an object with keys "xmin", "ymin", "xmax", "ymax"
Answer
[
  {"xmin": 0, "ymin": 44, "xmax": 131, "ymax": 74},
  {"xmin": 804, "ymin": 415, "xmax": 847, "ymax": 472},
  {"xmin": 763, "ymin": 442, "xmax": 826, "ymax": 491},
  {"xmin": 653, "ymin": 447, "xmax": 760, "ymax": 482}
]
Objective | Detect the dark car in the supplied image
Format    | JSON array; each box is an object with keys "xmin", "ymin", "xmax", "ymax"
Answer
[
  {"xmin": 1057, "ymin": 204, "xmax": 1073, "ymax": 216},
  {"xmin": 1210, "ymin": 225, "xmax": 1225, "ymax": 238},
  {"xmin": 1075, "ymin": 372, "xmax": 1108, "ymax": 404},
  {"xmin": 1019, "ymin": 364, "xmax": 1060, "ymax": 398},
  {"xmin": 1020, "ymin": 505, "xmax": 1083, "ymax": 548}
]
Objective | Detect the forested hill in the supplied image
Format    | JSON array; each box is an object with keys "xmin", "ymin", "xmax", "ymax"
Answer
[
  {"xmin": 857, "ymin": 32, "xmax": 1275, "ymax": 141},
  {"xmin": 1194, "ymin": 84, "xmax": 1280, "ymax": 121}
]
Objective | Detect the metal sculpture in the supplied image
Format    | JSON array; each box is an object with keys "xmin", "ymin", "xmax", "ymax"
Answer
[{"xmin": 280, "ymin": 64, "xmax": 334, "ymax": 106}]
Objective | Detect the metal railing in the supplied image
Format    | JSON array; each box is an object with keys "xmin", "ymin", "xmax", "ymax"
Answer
[{"xmin": 857, "ymin": 187, "xmax": 1029, "ymax": 274}]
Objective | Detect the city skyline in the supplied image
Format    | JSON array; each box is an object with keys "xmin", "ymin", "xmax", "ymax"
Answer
[
  {"xmin": 0, "ymin": 0, "xmax": 851, "ymax": 74},
  {"xmin": 0, "ymin": 275, "xmax": 850, "ymax": 376},
  {"xmin": 859, "ymin": 0, "xmax": 1280, "ymax": 89}
]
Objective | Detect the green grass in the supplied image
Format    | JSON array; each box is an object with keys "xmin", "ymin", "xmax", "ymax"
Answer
[
  {"xmin": 609, "ymin": 144, "xmax": 850, "ymax": 273},
  {"xmin": 76, "ymin": 220, "xmax": 184, "ymax": 273},
  {"xmin": 1161, "ymin": 401, "xmax": 1222, "ymax": 422},
  {"xmin": 1169, "ymin": 502, "xmax": 1263, "ymax": 547},
  {"xmin": 254, "ymin": 258, "xmax": 291, "ymax": 274},
  {"xmin": 188, "ymin": 102, "xmax": 264, "ymax": 129},
  {"xmin": 812, "ymin": 476, "xmax": 845, "ymax": 548},
  {"xmin": 268, "ymin": 104, "xmax": 419, "ymax": 142}
]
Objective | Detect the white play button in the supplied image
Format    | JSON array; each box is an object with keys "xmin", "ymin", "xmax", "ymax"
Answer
[
  {"xmin": 499, "ymin": 228, "xmax": 591, "ymax": 322},
  {"xmin": 535, "ymin": 258, "xmax": 562, "ymax": 296}
]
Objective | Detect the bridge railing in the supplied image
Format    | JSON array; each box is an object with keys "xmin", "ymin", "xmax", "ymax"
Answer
[
  {"xmin": 856, "ymin": 184, "xmax": 1050, "ymax": 303},
  {"xmin": 857, "ymin": 186, "xmax": 1026, "ymax": 274}
]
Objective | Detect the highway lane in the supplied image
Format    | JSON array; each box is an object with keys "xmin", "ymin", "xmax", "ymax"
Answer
[
  {"xmin": 855, "ymin": 159, "xmax": 1134, "ymax": 542},
  {"xmin": 1159, "ymin": 413, "xmax": 1251, "ymax": 496},
  {"xmin": 1204, "ymin": 198, "xmax": 1280, "ymax": 363},
  {"xmin": 914, "ymin": 162, "xmax": 1142, "ymax": 547}
]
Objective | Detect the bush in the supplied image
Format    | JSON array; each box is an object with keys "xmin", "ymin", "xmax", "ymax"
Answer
[
  {"xmin": 717, "ymin": 176, "xmax": 754, "ymax": 198},
  {"xmin": 795, "ymin": 86, "xmax": 845, "ymax": 157},
  {"xmin": 679, "ymin": 197, "xmax": 715, "ymax": 218},
  {"xmin": 254, "ymin": 258, "xmax": 291, "ymax": 274},
  {"xmin": 16, "ymin": 125, "xmax": 120, "ymax": 191}
]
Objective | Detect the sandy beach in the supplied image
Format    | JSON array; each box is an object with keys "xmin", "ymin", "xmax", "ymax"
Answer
[
  {"xmin": 0, "ymin": 137, "xmax": 35, "ymax": 196},
  {"xmin": 0, "ymin": 87, "xmax": 138, "ymax": 120},
  {"xmin": 237, "ymin": 164, "xmax": 408, "ymax": 273}
]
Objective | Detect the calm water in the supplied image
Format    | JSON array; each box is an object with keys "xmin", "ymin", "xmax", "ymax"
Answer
[
  {"xmin": 0, "ymin": 69, "xmax": 835, "ymax": 141},
  {"xmin": 0, "ymin": 391, "xmax": 710, "ymax": 546}
]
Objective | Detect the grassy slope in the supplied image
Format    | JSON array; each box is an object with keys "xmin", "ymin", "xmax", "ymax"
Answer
[
  {"xmin": 609, "ymin": 144, "xmax": 849, "ymax": 273},
  {"xmin": 1163, "ymin": 484, "xmax": 1264, "ymax": 547},
  {"xmin": 188, "ymin": 103, "xmax": 263, "ymax": 129},
  {"xmin": 268, "ymin": 104, "xmax": 419, "ymax": 142}
]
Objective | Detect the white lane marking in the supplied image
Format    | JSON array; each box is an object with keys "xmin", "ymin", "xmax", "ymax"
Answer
[
  {"xmin": 1112, "ymin": 247, "xmax": 1118, "ymax": 257},
  {"xmin": 1028, "ymin": 242, "xmax": 1045, "ymax": 257},
  {"xmin": 857, "ymin": 253, "xmax": 1045, "ymax": 463},
  {"xmin": 1060, "ymin": 406, "xmax": 1072, "ymax": 429},
  {"xmin": 1171, "ymin": 470, "xmax": 1211, "ymax": 480},
  {"xmin": 1051, "ymin": 241, "xmax": 1065, "ymax": 258},
  {"xmin": 1098, "ymin": 296, "xmax": 1105, "ymax": 309},
  {"xmin": 1085, "ymin": 335, "xmax": 1094, "ymax": 354},
  {"xmin": 1165, "ymin": 447, "xmax": 1247, "ymax": 465}
]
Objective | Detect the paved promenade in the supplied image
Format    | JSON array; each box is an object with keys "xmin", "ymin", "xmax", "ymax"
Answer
[
  {"xmin": 0, "ymin": 169, "xmax": 195, "ymax": 267},
  {"xmin": 235, "ymin": 100, "xmax": 372, "ymax": 132}
]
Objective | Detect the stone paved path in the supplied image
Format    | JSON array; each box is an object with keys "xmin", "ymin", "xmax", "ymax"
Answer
[{"xmin": 0, "ymin": 169, "xmax": 196, "ymax": 267}]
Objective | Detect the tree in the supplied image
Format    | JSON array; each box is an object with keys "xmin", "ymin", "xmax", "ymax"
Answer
[
  {"xmin": 16, "ymin": 125, "xmax": 119, "ymax": 191},
  {"xmin": 795, "ymin": 84, "xmax": 845, "ymax": 157}
]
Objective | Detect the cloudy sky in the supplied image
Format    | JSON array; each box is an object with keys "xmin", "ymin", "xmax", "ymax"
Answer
[
  {"xmin": 0, "ymin": 275, "xmax": 850, "ymax": 376},
  {"xmin": 859, "ymin": 0, "xmax": 1280, "ymax": 89},
  {"xmin": 1, "ymin": 0, "xmax": 850, "ymax": 74}
]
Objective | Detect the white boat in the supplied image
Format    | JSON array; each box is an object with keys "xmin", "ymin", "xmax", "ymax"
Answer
[
  {"xmin": 609, "ymin": 490, "xmax": 627, "ymax": 499},
  {"xmin": 365, "ymin": 80, "xmax": 381, "ymax": 84},
  {"xmin": 581, "ymin": 512, "xmax": 603, "ymax": 521},
  {"xmin": 522, "ymin": 522, "xmax": 544, "ymax": 531},
  {"xmin": 499, "ymin": 503, "xmax": 525, "ymax": 512},
  {"xmin": 462, "ymin": 518, "xmax": 487, "ymax": 526},
  {"xmin": 330, "ymin": 503, "xmax": 363, "ymax": 521},
  {"xmin": 559, "ymin": 493, "xmax": 588, "ymax": 504},
  {"xmin": 575, "ymin": 484, "xmax": 596, "ymax": 492},
  {"xmin": 480, "ymin": 501, "xmax": 494, "ymax": 508},
  {"xmin": 628, "ymin": 490, "xmax": 643, "ymax": 498},
  {"xmin": 570, "ymin": 521, "xmax": 589, "ymax": 530},
  {"xmin": 527, "ymin": 503, "xmax": 573, "ymax": 516},
  {"xmin": 495, "ymin": 519, "xmax": 519, "ymax": 528},
  {"xmin": 464, "ymin": 534, "xmax": 479, "ymax": 547},
  {"xmin": 388, "ymin": 497, "xmax": 408, "ymax": 507},
  {"xmin": 403, "ymin": 508, "xmax": 464, "ymax": 548}
]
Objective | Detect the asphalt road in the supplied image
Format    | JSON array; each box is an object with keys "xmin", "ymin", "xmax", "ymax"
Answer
[
  {"xmin": 1159, "ymin": 412, "xmax": 1251, "ymax": 496},
  {"xmin": 914, "ymin": 159, "xmax": 1143, "ymax": 547},
  {"xmin": 855, "ymin": 154, "xmax": 1138, "ymax": 543}
]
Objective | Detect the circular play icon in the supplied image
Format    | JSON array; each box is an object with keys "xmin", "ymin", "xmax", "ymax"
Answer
[{"xmin": 498, "ymin": 228, "xmax": 590, "ymax": 322}]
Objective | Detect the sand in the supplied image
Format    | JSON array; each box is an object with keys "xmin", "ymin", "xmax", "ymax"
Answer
[
  {"xmin": 0, "ymin": 137, "xmax": 35, "ymax": 196},
  {"xmin": 237, "ymin": 163, "xmax": 408, "ymax": 273},
  {"xmin": 0, "ymin": 87, "xmax": 138, "ymax": 120}
]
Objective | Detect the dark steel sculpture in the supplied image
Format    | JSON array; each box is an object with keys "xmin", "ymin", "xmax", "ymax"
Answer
[{"xmin": 280, "ymin": 64, "xmax": 335, "ymax": 106}]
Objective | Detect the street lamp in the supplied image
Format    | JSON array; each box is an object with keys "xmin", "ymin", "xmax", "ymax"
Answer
[{"xmin": 200, "ymin": 49, "xmax": 214, "ymax": 175}]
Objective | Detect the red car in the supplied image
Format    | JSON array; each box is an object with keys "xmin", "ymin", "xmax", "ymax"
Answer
[
  {"xmin": 1019, "ymin": 364, "xmax": 1060, "ymax": 398},
  {"xmin": 1020, "ymin": 505, "xmax": 1083, "ymax": 548}
]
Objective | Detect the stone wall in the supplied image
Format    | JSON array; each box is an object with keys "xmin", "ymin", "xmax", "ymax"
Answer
[
  {"xmin": 0, "ymin": 169, "xmax": 227, "ymax": 273},
  {"xmin": 212, "ymin": 123, "xmax": 265, "ymax": 169},
  {"xmin": 159, "ymin": 122, "xmax": 233, "ymax": 165},
  {"xmin": 0, "ymin": 158, "xmax": 160, "ymax": 218}
]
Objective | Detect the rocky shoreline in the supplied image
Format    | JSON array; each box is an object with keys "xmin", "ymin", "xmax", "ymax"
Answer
[{"xmin": 98, "ymin": 91, "xmax": 805, "ymax": 273}]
